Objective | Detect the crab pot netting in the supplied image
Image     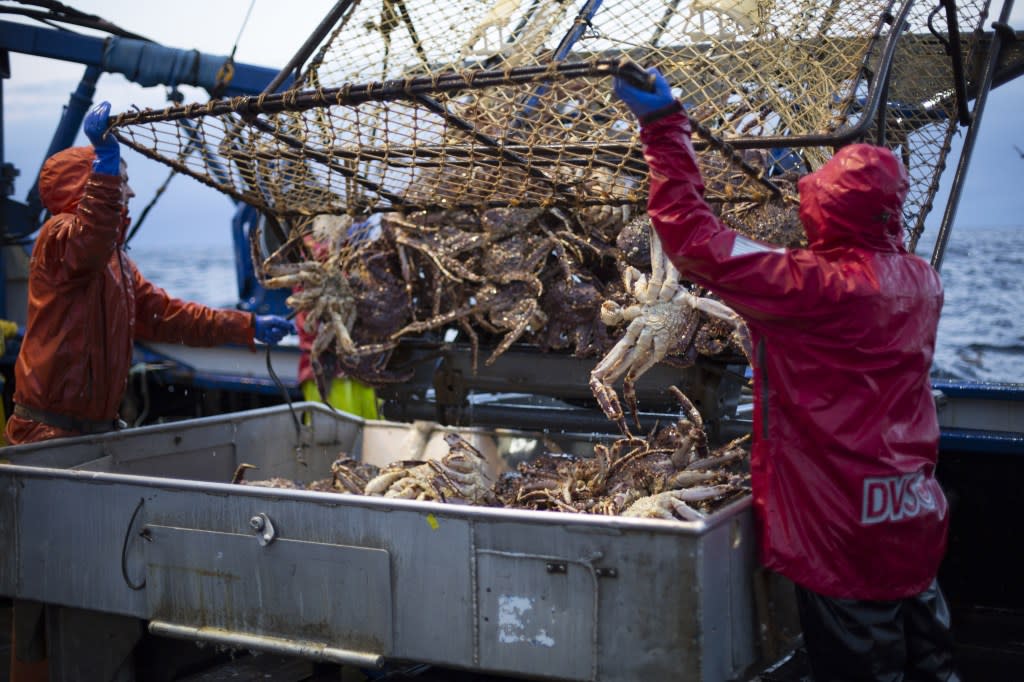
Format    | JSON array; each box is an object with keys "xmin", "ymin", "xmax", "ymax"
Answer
[
  {"xmin": 109, "ymin": 0, "xmax": 990, "ymax": 379},
  {"xmin": 865, "ymin": 0, "xmax": 992, "ymax": 252},
  {"xmin": 114, "ymin": 0, "xmax": 987, "ymax": 232}
]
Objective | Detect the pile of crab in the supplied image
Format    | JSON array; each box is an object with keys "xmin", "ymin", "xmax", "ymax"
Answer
[
  {"xmin": 233, "ymin": 387, "xmax": 750, "ymax": 522},
  {"xmin": 258, "ymin": 170, "xmax": 803, "ymax": 426}
]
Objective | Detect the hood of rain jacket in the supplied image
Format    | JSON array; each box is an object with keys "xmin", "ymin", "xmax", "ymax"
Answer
[
  {"xmin": 641, "ymin": 113, "xmax": 947, "ymax": 600},
  {"xmin": 798, "ymin": 142, "xmax": 910, "ymax": 253}
]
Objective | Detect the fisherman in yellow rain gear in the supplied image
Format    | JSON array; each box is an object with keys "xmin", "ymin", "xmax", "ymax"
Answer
[{"xmin": 296, "ymin": 326, "xmax": 380, "ymax": 419}]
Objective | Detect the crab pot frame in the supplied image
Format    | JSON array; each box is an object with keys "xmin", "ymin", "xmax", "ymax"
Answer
[
  {"xmin": 111, "ymin": 0, "xmax": 994, "ymax": 248},
  {"xmin": 106, "ymin": 0, "xmax": 1015, "ymax": 419}
]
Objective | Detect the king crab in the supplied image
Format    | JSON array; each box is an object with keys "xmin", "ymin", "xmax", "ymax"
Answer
[
  {"xmin": 259, "ymin": 215, "xmax": 408, "ymax": 392},
  {"xmin": 389, "ymin": 211, "xmax": 555, "ymax": 367},
  {"xmin": 589, "ymin": 219, "xmax": 752, "ymax": 433},
  {"xmin": 363, "ymin": 433, "xmax": 497, "ymax": 505}
]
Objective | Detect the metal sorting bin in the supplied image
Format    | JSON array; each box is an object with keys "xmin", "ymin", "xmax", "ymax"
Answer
[{"xmin": 0, "ymin": 403, "xmax": 790, "ymax": 681}]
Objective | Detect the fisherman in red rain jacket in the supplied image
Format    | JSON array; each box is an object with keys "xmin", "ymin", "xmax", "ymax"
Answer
[
  {"xmin": 614, "ymin": 70, "xmax": 958, "ymax": 680},
  {"xmin": 6, "ymin": 102, "xmax": 293, "ymax": 680}
]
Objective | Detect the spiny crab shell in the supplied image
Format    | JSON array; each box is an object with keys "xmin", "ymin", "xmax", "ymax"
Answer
[
  {"xmin": 621, "ymin": 484, "xmax": 735, "ymax": 521},
  {"xmin": 364, "ymin": 433, "xmax": 498, "ymax": 505}
]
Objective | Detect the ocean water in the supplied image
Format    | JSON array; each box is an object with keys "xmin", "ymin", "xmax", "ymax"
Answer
[
  {"xmin": 919, "ymin": 225, "xmax": 1024, "ymax": 384},
  {"xmin": 129, "ymin": 224, "xmax": 1024, "ymax": 385}
]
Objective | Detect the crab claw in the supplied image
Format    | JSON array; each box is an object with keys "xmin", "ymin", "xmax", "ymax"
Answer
[
  {"xmin": 622, "ymin": 372, "xmax": 644, "ymax": 431},
  {"xmin": 231, "ymin": 462, "xmax": 259, "ymax": 484},
  {"xmin": 589, "ymin": 374, "xmax": 630, "ymax": 436}
]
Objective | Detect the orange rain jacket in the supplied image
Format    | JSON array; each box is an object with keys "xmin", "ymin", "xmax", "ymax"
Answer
[
  {"xmin": 642, "ymin": 112, "xmax": 948, "ymax": 600},
  {"xmin": 6, "ymin": 146, "xmax": 255, "ymax": 445}
]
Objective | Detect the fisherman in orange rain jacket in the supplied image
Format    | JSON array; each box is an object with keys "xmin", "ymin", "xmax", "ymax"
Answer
[
  {"xmin": 6, "ymin": 102, "xmax": 294, "ymax": 445},
  {"xmin": 5, "ymin": 101, "xmax": 294, "ymax": 681}
]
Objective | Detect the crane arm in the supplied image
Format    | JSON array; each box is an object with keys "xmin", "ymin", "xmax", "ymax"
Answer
[{"xmin": 0, "ymin": 19, "xmax": 284, "ymax": 97}]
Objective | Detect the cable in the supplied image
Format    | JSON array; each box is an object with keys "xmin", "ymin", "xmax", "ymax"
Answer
[
  {"xmin": 120, "ymin": 497, "xmax": 147, "ymax": 591},
  {"xmin": 132, "ymin": 364, "xmax": 151, "ymax": 427},
  {"xmin": 230, "ymin": 0, "xmax": 257, "ymax": 59},
  {"xmin": 125, "ymin": 167, "xmax": 175, "ymax": 244},
  {"xmin": 208, "ymin": 0, "xmax": 256, "ymax": 99},
  {"xmin": 265, "ymin": 344, "xmax": 301, "ymax": 440},
  {"xmin": 122, "ymin": 0, "xmax": 256, "ymax": 243}
]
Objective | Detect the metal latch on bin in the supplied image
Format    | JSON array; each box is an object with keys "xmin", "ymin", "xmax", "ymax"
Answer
[{"xmin": 250, "ymin": 513, "xmax": 276, "ymax": 546}]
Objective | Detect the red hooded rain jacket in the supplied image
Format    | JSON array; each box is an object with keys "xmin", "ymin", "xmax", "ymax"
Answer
[{"xmin": 642, "ymin": 113, "xmax": 948, "ymax": 600}]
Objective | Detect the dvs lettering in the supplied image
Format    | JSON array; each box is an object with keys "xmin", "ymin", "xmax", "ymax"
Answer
[{"xmin": 861, "ymin": 472, "xmax": 941, "ymax": 525}]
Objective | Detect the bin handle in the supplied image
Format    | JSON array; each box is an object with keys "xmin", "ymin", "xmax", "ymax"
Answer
[{"xmin": 149, "ymin": 620, "xmax": 385, "ymax": 668}]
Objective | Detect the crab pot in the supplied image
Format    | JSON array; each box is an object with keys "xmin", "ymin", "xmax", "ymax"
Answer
[{"xmin": 0, "ymin": 403, "xmax": 797, "ymax": 681}]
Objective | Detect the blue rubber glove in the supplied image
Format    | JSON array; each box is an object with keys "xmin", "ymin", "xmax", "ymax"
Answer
[
  {"xmin": 613, "ymin": 67, "xmax": 678, "ymax": 124},
  {"xmin": 254, "ymin": 315, "xmax": 295, "ymax": 345},
  {"xmin": 83, "ymin": 101, "xmax": 121, "ymax": 176}
]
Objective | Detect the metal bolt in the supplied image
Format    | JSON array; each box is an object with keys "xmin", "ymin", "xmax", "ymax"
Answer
[{"xmin": 250, "ymin": 513, "xmax": 277, "ymax": 546}]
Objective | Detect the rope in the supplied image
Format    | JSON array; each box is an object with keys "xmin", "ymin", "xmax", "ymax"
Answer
[{"xmin": 125, "ymin": 166, "xmax": 175, "ymax": 245}]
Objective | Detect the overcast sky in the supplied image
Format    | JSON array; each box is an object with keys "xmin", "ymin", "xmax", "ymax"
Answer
[{"xmin": 3, "ymin": 0, "xmax": 1023, "ymax": 255}]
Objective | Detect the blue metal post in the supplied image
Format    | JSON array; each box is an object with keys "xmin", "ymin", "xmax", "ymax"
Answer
[
  {"xmin": 511, "ymin": 0, "xmax": 604, "ymax": 127},
  {"xmin": 21, "ymin": 64, "xmax": 101, "ymax": 234},
  {"xmin": 231, "ymin": 203, "xmax": 290, "ymax": 315}
]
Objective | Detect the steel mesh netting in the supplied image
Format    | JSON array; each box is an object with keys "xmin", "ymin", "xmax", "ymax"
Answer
[
  {"xmin": 107, "ymin": 0, "xmax": 992, "ymax": 385},
  {"xmin": 111, "ymin": 0, "xmax": 909, "ymax": 224},
  {"xmin": 861, "ymin": 0, "xmax": 991, "ymax": 251}
]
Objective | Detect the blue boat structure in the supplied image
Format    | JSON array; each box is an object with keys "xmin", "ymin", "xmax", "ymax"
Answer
[{"xmin": 0, "ymin": 1, "xmax": 1023, "ymax": 680}]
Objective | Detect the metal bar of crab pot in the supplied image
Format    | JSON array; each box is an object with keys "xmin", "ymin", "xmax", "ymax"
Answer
[
  {"xmin": 111, "ymin": 59, "xmax": 658, "ymax": 125},
  {"xmin": 244, "ymin": 115, "xmax": 409, "ymax": 208},
  {"xmin": 407, "ymin": 90, "xmax": 580, "ymax": 200},
  {"xmin": 348, "ymin": 141, "xmax": 650, "ymax": 175},
  {"xmin": 261, "ymin": 0, "xmax": 357, "ymax": 95},
  {"xmin": 509, "ymin": 0, "xmax": 608, "ymax": 130},
  {"xmin": 176, "ymin": 117, "xmax": 231, "ymax": 188},
  {"xmin": 931, "ymin": 0, "xmax": 1016, "ymax": 272},
  {"xmin": 939, "ymin": 0, "xmax": 973, "ymax": 126}
]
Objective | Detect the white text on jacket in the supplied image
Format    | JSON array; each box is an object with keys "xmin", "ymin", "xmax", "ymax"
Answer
[{"xmin": 861, "ymin": 472, "xmax": 945, "ymax": 525}]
